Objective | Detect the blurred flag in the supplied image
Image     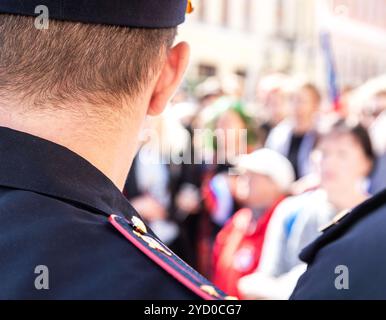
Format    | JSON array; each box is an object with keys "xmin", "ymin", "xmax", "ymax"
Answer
[{"xmin": 320, "ymin": 32, "xmax": 341, "ymax": 111}]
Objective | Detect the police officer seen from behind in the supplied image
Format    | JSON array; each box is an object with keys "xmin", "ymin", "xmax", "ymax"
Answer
[{"xmin": 0, "ymin": 0, "xmax": 232, "ymax": 300}]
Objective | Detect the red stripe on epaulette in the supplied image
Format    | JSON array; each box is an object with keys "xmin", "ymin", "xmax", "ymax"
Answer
[{"xmin": 109, "ymin": 214, "xmax": 227, "ymax": 300}]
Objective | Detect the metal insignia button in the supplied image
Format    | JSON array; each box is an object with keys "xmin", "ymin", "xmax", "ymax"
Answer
[
  {"xmin": 131, "ymin": 216, "xmax": 147, "ymax": 234},
  {"xmin": 319, "ymin": 209, "xmax": 351, "ymax": 232},
  {"xmin": 140, "ymin": 235, "xmax": 172, "ymax": 256},
  {"xmin": 200, "ymin": 285, "xmax": 220, "ymax": 298},
  {"xmin": 186, "ymin": 0, "xmax": 194, "ymax": 14}
]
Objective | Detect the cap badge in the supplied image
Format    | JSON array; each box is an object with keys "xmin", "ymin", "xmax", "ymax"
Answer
[{"xmin": 186, "ymin": 0, "xmax": 194, "ymax": 14}]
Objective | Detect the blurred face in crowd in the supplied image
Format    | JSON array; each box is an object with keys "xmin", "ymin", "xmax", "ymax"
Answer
[
  {"xmin": 265, "ymin": 90, "xmax": 288, "ymax": 125},
  {"xmin": 215, "ymin": 110, "xmax": 247, "ymax": 160},
  {"xmin": 291, "ymin": 85, "xmax": 320, "ymax": 131},
  {"xmin": 318, "ymin": 133, "xmax": 372, "ymax": 194},
  {"xmin": 239, "ymin": 172, "xmax": 282, "ymax": 209}
]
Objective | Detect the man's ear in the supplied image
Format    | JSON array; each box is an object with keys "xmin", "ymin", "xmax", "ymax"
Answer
[{"xmin": 147, "ymin": 42, "xmax": 190, "ymax": 116}]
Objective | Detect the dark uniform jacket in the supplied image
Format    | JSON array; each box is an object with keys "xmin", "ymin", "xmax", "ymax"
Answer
[
  {"xmin": 291, "ymin": 188, "xmax": 386, "ymax": 300},
  {"xmin": 0, "ymin": 126, "xmax": 228, "ymax": 300}
]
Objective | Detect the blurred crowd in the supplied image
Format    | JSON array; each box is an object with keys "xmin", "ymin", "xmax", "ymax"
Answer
[{"xmin": 123, "ymin": 72, "xmax": 386, "ymax": 300}]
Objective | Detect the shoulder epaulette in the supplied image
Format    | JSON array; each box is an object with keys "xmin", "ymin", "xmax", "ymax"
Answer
[{"xmin": 109, "ymin": 214, "xmax": 237, "ymax": 300}]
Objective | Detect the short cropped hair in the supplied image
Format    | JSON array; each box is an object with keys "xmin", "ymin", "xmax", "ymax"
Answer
[{"xmin": 0, "ymin": 14, "xmax": 177, "ymax": 109}]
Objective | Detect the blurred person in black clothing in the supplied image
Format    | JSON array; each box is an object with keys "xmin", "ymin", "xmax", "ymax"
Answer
[{"xmin": 266, "ymin": 83, "xmax": 321, "ymax": 180}]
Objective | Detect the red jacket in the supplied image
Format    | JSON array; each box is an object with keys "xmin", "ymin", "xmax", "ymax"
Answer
[{"xmin": 212, "ymin": 197, "xmax": 285, "ymax": 298}]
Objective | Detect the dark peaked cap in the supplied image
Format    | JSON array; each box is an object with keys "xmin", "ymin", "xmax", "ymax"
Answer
[{"xmin": 0, "ymin": 0, "xmax": 190, "ymax": 28}]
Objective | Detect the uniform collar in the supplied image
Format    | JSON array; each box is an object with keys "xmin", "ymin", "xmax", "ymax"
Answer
[{"xmin": 0, "ymin": 126, "xmax": 138, "ymax": 219}]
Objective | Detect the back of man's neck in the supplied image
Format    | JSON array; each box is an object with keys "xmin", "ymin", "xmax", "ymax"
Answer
[{"xmin": 0, "ymin": 106, "xmax": 139, "ymax": 191}]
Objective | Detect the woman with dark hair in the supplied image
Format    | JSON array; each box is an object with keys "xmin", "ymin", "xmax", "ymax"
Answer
[
  {"xmin": 316, "ymin": 121, "xmax": 375, "ymax": 209},
  {"xmin": 237, "ymin": 121, "xmax": 375, "ymax": 300}
]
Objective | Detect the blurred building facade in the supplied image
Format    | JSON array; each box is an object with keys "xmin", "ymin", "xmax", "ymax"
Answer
[
  {"xmin": 319, "ymin": 0, "xmax": 386, "ymax": 87},
  {"xmin": 178, "ymin": 0, "xmax": 386, "ymax": 99},
  {"xmin": 178, "ymin": 0, "xmax": 263, "ymax": 82},
  {"xmin": 177, "ymin": 0, "xmax": 320, "ymax": 96}
]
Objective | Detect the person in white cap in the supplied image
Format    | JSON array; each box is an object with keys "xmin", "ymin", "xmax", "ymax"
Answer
[{"xmin": 212, "ymin": 148, "xmax": 295, "ymax": 299}]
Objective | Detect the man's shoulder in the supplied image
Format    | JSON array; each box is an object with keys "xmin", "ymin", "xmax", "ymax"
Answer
[
  {"xmin": 291, "ymin": 189, "xmax": 386, "ymax": 299},
  {"xmin": 0, "ymin": 188, "xmax": 202, "ymax": 299}
]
